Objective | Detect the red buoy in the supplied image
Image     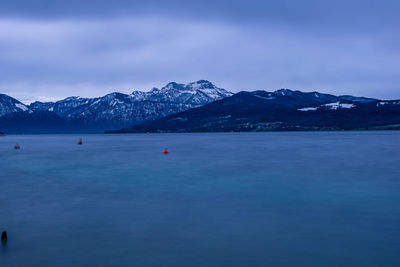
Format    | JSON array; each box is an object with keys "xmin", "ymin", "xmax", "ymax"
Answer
[
  {"xmin": 78, "ymin": 138, "xmax": 83, "ymax": 145},
  {"xmin": 163, "ymin": 149, "xmax": 169, "ymax": 154},
  {"xmin": 14, "ymin": 144, "xmax": 20, "ymax": 150}
]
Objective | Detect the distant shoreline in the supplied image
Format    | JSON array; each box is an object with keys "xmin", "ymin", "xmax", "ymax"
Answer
[
  {"xmin": 2, "ymin": 127, "xmax": 400, "ymax": 135},
  {"xmin": 2, "ymin": 130, "xmax": 400, "ymax": 136},
  {"xmin": 105, "ymin": 127, "xmax": 400, "ymax": 134}
]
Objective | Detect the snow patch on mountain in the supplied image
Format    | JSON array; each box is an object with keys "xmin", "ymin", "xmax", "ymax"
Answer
[
  {"xmin": 298, "ymin": 102, "xmax": 356, "ymax": 111},
  {"xmin": 298, "ymin": 107, "xmax": 318, "ymax": 111},
  {"xmin": 377, "ymin": 101, "xmax": 400, "ymax": 106},
  {"xmin": 323, "ymin": 102, "xmax": 355, "ymax": 110},
  {"xmin": 15, "ymin": 103, "xmax": 28, "ymax": 111}
]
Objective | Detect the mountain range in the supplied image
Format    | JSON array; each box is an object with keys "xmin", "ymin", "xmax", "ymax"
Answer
[
  {"xmin": 1, "ymin": 80, "xmax": 400, "ymax": 133},
  {"xmin": 108, "ymin": 89, "xmax": 400, "ymax": 133},
  {"xmin": 0, "ymin": 80, "xmax": 232, "ymax": 133}
]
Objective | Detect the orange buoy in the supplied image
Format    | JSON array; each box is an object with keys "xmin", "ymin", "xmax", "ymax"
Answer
[
  {"xmin": 14, "ymin": 144, "xmax": 20, "ymax": 150},
  {"xmin": 163, "ymin": 148, "xmax": 169, "ymax": 154},
  {"xmin": 78, "ymin": 138, "xmax": 83, "ymax": 145}
]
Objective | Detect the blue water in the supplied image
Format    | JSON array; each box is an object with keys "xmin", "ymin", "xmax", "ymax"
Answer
[{"xmin": 1, "ymin": 132, "xmax": 400, "ymax": 267}]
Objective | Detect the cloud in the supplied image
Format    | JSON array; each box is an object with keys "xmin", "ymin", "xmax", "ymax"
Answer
[{"xmin": 0, "ymin": 6, "xmax": 399, "ymax": 102}]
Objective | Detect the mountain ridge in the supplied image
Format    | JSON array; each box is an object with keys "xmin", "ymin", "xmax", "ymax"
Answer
[
  {"xmin": 108, "ymin": 89, "xmax": 400, "ymax": 133},
  {"xmin": 0, "ymin": 80, "xmax": 233, "ymax": 133},
  {"xmin": 2, "ymin": 82, "xmax": 399, "ymax": 134}
]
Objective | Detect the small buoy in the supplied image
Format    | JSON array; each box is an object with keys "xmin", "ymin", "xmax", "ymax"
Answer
[
  {"xmin": 1, "ymin": 231, "xmax": 7, "ymax": 242},
  {"xmin": 163, "ymin": 148, "xmax": 169, "ymax": 154},
  {"xmin": 14, "ymin": 144, "xmax": 20, "ymax": 150},
  {"xmin": 78, "ymin": 138, "xmax": 83, "ymax": 145}
]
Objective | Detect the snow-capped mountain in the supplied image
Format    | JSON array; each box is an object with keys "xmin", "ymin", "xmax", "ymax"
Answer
[
  {"xmin": 145, "ymin": 80, "xmax": 233, "ymax": 105},
  {"xmin": 3, "ymin": 84, "xmax": 397, "ymax": 134},
  {"xmin": 112, "ymin": 89, "xmax": 400, "ymax": 133},
  {"xmin": 0, "ymin": 94, "xmax": 30, "ymax": 117},
  {"xmin": 2, "ymin": 80, "xmax": 232, "ymax": 131}
]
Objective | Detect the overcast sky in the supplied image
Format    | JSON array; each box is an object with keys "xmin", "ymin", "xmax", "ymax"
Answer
[{"xmin": 0, "ymin": 0, "xmax": 399, "ymax": 103}]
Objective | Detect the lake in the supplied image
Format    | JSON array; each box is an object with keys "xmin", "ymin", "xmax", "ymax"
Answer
[{"xmin": 1, "ymin": 132, "xmax": 400, "ymax": 266}]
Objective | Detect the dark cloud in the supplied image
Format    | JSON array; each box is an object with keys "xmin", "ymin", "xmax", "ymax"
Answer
[
  {"xmin": 1, "ymin": 0, "xmax": 399, "ymax": 28},
  {"xmin": 0, "ymin": 0, "xmax": 399, "ymax": 102}
]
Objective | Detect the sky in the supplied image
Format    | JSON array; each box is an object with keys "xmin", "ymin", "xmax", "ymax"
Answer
[{"xmin": 0, "ymin": 0, "xmax": 399, "ymax": 103}]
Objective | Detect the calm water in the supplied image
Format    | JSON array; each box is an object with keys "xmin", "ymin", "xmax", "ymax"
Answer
[{"xmin": 1, "ymin": 132, "xmax": 400, "ymax": 267}]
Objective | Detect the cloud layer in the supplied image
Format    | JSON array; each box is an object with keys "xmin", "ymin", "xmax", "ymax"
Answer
[{"xmin": 0, "ymin": 0, "xmax": 399, "ymax": 102}]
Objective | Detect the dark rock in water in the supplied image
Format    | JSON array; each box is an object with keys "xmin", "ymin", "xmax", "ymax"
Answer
[{"xmin": 1, "ymin": 231, "xmax": 7, "ymax": 242}]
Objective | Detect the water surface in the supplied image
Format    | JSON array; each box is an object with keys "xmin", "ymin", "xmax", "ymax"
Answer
[{"xmin": 1, "ymin": 132, "xmax": 400, "ymax": 266}]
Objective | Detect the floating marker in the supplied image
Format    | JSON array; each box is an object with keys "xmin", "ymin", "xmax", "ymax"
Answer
[
  {"xmin": 163, "ymin": 148, "xmax": 169, "ymax": 154},
  {"xmin": 78, "ymin": 138, "xmax": 83, "ymax": 145},
  {"xmin": 14, "ymin": 144, "xmax": 20, "ymax": 150}
]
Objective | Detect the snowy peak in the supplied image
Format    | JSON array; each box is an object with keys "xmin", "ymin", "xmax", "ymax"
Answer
[
  {"xmin": 129, "ymin": 80, "xmax": 232, "ymax": 104},
  {"xmin": 130, "ymin": 80, "xmax": 233, "ymax": 105},
  {"xmin": 187, "ymin": 80, "xmax": 218, "ymax": 90},
  {"xmin": 150, "ymin": 80, "xmax": 233, "ymax": 106},
  {"xmin": 158, "ymin": 80, "xmax": 224, "ymax": 92},
  {"xmin": 161, "ymin": 82, "xmax": 185, "ymax": 91}
]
